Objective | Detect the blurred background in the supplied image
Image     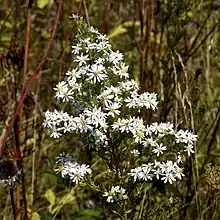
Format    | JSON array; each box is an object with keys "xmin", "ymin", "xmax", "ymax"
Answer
[{"xmin": 0, "ymin": 0, "xmax": 220, "ymax": 219}]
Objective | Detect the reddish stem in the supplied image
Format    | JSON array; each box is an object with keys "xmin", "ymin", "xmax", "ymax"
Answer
[{"xmin": 0, "ymin": 0, "xmax": 63, "ymax": 157}]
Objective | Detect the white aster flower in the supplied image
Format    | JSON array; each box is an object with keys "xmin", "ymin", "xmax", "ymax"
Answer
[
  {"xmin": 63, "ymin": 120, "xmax": 77, "ymax": 133},
  {"xmin": 90, "ymin": 26, "xmax": 99, "ymax": 34},
  {"xmin": 105, "ymin": 102, "xmax": 121, "ymax": 117},
  {"xmin": 97, "ymin": 33, "xmax": 108, "ymax": 42},
  {"xmin": 130, "ymin": 149, "xmax": 140, "ymax": 155},
  {"xmin": 152, "ymin": 143, "xmax": 166, "ymax": 156},
  {"xmin": 95, "ymin": 58, "xmax": 105, "ymax": 65},
  {"xmin": 98, "ymin": 89, "xmax": 114, "ymax": 106},
  {"xmin": 74, "ymin": 115, "xmax": 93, "ymax": 133},
  {"xmin": 184, "ymin": 145, "xmax": 194, "ymax": 156},
  {"xmin": 142, "ymin": 138, "xmax": 157, "ymax": 147},
  {"xmin": 109, "ymin": 50, "xmax": 123, "ymax": 65},
  {"xmin": 87, "ymin": 64, "xmax": 107, "ymax": 83},
  {"xmin": 75, "ymin": 54, "xmax": 89, "ymax": 66},
  {"xmin": 118, "ymin": 80, "xmax": 139, "ymax": 92},
  {"xmin": 71, "ymin": 44, "xmax": 82, "ymax": 54},
  {"xmin": 50, "ymin": 129, "xmax": 62, "ymax": 138},
  {"xmin": 93, "ymin": 129, "xmax": 108, "ymax": 145},
  {"xmin": 70, "ymin": 14, "xmax": 81, "ymax": 20},
  {"xmin": 133, "ymin": 130, "xmax": 145, "ymax": 143},
  {"xmin": 112, "ymin": 118, "xmax": 130, "ymax": 133},
  {"xmin": 84, "ymin": 107, "xmax": 107, "ymax": 128},
  {"xmin": 161, "ymin": 171, "xmax": 176, "ymax": 184},
  {"xmin": 54, "ymin": 81, "xmax": 68, "ymax": 99},
  {"xmin": 175, "ymin": 130, "xmax": 197, "ymax": 145},
  {"xmin": 103, "ymin": 186, "xmax": 127, "ymax": 203},
  {"xmin": 96, "ymin": 41, "xmax": 111, "ymax": 52},
  {"xmin": 65, "ymin": 68, "xmax": 81, "ymax": 80},
  {"xmin": 111, "ymin": 63, "xmax": 129, "ymax": 78},
  {"xmin": 55, "ymin": 153, "xmax": 91, "ymax": 185},
  {"xmin": 129, "ymin": 164, "xmax": 153, "ymax": 182}
]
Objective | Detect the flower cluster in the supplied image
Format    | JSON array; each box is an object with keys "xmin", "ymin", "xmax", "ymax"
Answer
[
  {"xmin": 103, "ymin": 186, "xmax": 127, "ymax": 203},
  {"xmin": 129, "ymin": 161, "xmax": 184, "ymax": 184},
  {"xmin": 44, "ymin": 15, "xmax": 197, "ymax": 196},
  {"xmin": 55, "ymin": 153, "xmax": 92, "ymax": 185}
]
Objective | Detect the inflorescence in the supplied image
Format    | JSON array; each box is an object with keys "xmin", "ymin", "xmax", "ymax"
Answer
[{"xmin": 44, "ymin": 15, "xmax": 197, "ymax": 203}]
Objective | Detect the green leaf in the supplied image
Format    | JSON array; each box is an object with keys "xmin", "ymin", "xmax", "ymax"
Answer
[
  {"xmin": 40, "ymin": 212, "xmax": 53, "ymax": 220},
  {"xmin": 107, "ymin": 25, "xmax": 127, "ymax": 39},
  {"xmin": 44, "ymin": 189, "xmax": 55, "ymax": 205},
  {"xmin": 31, "ymin": 212, "xmax": 41, "ymax": 220},
  {"xmin": 107, "ymin": 21, "xmax": 140, "ymax": 39},
  {"xmin": 59, "ymin": 193, "xmax": 75, "ymax": 205},
  {"xmin": 81, "ymin": 209, "xmax": 102, "ymax": 217},
  {"xmin": 37, "ymin": 0, "xmax": 49, "ymax": 9},
  {"xmin": 48, "ymin": 204, "xmax": 53, "ymax": 213}
]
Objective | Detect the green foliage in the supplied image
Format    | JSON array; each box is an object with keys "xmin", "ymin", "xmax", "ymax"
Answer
[
  {"xmin": 37, "ymin": 0, "xmax": 50, "ymax": 9},
  {"xmin": 73, "ymin": 209, "xmax": 103, "ymax": 220},
  {"xmin": 0, "ymin": 0, "xmax": 220, "ymax": 219}
]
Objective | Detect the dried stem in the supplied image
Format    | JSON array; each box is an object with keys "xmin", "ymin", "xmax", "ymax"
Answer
[
  {"xmin": 0, "ymin": 0, "xmax": 63, "ymax": 157},
  {"xmin": 9, "ymin": 186, "xmax": 16, "ymax": 220}
]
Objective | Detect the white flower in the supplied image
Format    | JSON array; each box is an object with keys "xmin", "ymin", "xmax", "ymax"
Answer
[
  {"xmin": 96, "ymin": 41, "xmax": 111, "ymax": 52},
  {"xmin": 72, "ymin": 44, "xmax": 82, "ymax": 54},
  {"xmin": 95, "ymin": 58, "xmax": 105, "ymax": 65},
  {"xmin": 142, "ymin": 138, "xmax": 157, "ymax": 147},
  {"xmin": 54, "ymin": 81, "xmax": 68, "ymax": 97},
  {"xmin": 93, "ymin": 129, "xmax": 108, "ymax": 145},
  {"xmin": 133, "ymin": 130, "xmax": 145, "ymax": 143},
  {"xmin": 124, "ymin": 96, "xmax": 138, "ymax": 108},
  {"xmin": 129, "ymin": 117, "xmax": 146, "ymax": 142},
  {"xmin": 109, "ymin": 50, "xmax": 123, "ymax": 65},
  {"xmin": 128, "ymin": 167, "xmax": 142, "ymax": 181},
  {"xmin": 50, "ymin": 130, "xmax": 62, "ymax": 138},
  {"xmin": 112, "ymin": 118, "xmax": 130, "ymax": 133},
  {"xmin": 175, "ymin": 130, "xmax": 197, "ymax": 145},
  {"xmin": 152, "ymin": 143, "xmax": 166, "ymax": 156},
  {"xmin": 111, "ymin": 63, "xmax": 129, "ymax": 78},
  {"xmin": 90, "ymin": 26, "xmax": 99, "ymax": 34},
  {"xmin": 84, "ymin": 107, "xmax": 107, "ymax": 128},
  {"xmin": 53, "ymin": 81, "xmax": 74, "ymax": 102},
  {"xmin": 129, "ymin": 164, "xmax": 153, "ymax": 182},
  {"xmin": 63, "ymin": 120, "xmax": 77, "ymax": 133},
  {"xmin": 161, "ymin": 172, "xmax": 176, "ymax": 184},
  {"xmin": 125, "ymin": 92, "xmax": 158, "ymax": 110},
  {"xmin": 74, "ymin": 115, "xmax": 93, "ymax": 133},
  {"xmin": 65, "ymin": 68, "xmax": 81, "ymax": 80},
  {"xmin": 103, "ymin": 186, "xmax": 127, "ymax": 203},
  {"xmin": 70, "ymin": 14, "xmax": 81, "ymax": 20},
  {"xmin": 55, "ymin": 154, "xmax": 91, "ymax": 185},
  {"xmin": 87, "ymin": 64, "xmax": 107, "ymax": 83},
  {"xmin": 141, "ymin": 164, "xmax": 154, "ymax": 181},
  {"xmin": 150, "ymin": 122, "xmax": 174, "ymax": 136},
  {"xmin": 97, "ymin": 33, "xmax": 108, "ymax": 42},
  {"xmin": 175, "ymin": 167, "xmax": 185, "ymax": 180},
  {"xmin": 130, "ymin": 149, "xmax": 140, "ymax": 155},
  {"xmin": 69, "ymin": 163, "xmax": 92, "ymax": 184},
  {"xmin": 118, "ymin": 80, "xmax": 139, "ymax": 92},
  {"xmin": 75, "ymin": 54, "xmax": 89, "ymax": 66},
  {"xmin": 184, "ymin": 145, "xmax": 194, "ymax": 156},
  {"xmin": 105, "ymin": 102, "xmax": 121, "ymax": 117},
  {"xmin": 98, "ymin": 89, "xmax": 114, "ymax": 106},
  {"xmin": 129, "ymin": 161, "xmax": 185, "ymax": 184}
]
